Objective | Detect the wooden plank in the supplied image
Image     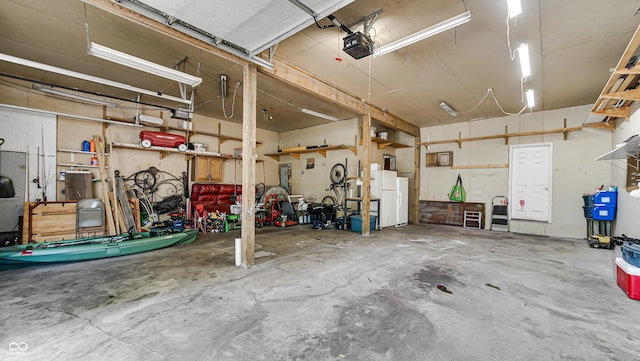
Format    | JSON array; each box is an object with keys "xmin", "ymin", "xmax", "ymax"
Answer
[
  {"xmin": 591, "ymin": 107, "xmax": 631, "ymax": 118},
  {"xmin": 93, "ymin": 135, "xmax": 116, "ymax": 235},
  {"xmin": 451, "ymin": 164, "xmax": 509, "ymax": 170},
  {"xmin": 241, "ymin": 63, "xmax": 257, "ymax": 268},
  {"xmin": 600, "ymin": 87, "xmax": 640, "ymax": 101},
  {"xmin": 413, "ymin": 139, "xmax": 420, "ymax": 224},
  {"xmin": 419, "ymin": 126, "xmax": 582, "ymax": 147},
  {"xmin": 261, "ymin": 57, "xmax": 419, "ymax": 136},
  {"xmin": 590, "ymin": 24, "xmax": 640, "ymax": 113},
  {"xmin": 362, "ymin": 112, "xmax": 371, "ymax": 235},
  {"xmin": 22, "ymin": 202, "xmax": 78, "ymax": 243}
]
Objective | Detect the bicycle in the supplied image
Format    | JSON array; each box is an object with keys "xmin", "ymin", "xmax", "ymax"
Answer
[{"xmin": 320, "ymin": 163, "xmax": 352, "ymax": 230}]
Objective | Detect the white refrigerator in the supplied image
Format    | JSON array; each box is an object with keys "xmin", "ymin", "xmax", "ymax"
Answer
[
  {"xmin": 396, "ymin": 177, "xmax": 408, "ymax": 226},
  {"xmin": 371, "ymin": 170, "xmax": 397, "ymax": 228}
]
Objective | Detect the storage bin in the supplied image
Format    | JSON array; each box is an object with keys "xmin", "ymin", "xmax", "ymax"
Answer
[
  {"xmin": 592, "ymin": 205, "xmax": 615, "ymax": 221},
  {"xmin": 594, "ymin": 191, "xmax": 617, "ymax": 207},
  {"xmin": 615, "ymin": 257, "xmax": 640, "ymax": 300},
  {"xmin": 622, "ymin": 243, "xmax": 640, "ymax": 268},
  {"xmin": 582, "ymin": 206, "xmax": 593, "ymax": 219},
  {"xmin": 350, "ymin": 215, "xmax": 377, "ymax": 232},
  {"xmin": 582, "ymin": 194, "xmax": 594, "ymax": 207}
]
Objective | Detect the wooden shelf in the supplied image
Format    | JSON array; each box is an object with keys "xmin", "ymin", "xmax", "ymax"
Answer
[
  {"xmin": 112, "ymin": 142, "xmax": 230, "ymax": 160},
  {"xmin": 371, "ymin": 138, "xmax": 411, "ymax": 149},
  {"xmin": 264, "ymin": 145, "xmax": 357, "ymax": 161},
  {"xmin": 586, "ymin": 24, "xmax": 640, "ymax": 130}
]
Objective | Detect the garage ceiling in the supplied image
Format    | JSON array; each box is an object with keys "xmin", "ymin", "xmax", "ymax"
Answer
[{"xmin": 0, "ymin": 0, "xmax": 639, "ymax": 133}]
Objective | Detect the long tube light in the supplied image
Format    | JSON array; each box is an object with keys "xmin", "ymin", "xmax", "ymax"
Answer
[
  {"xmin": 32, "ymin": 84, "xmax": 117, "ymax": 108},
  {"xmin": 88, "ymin": 42, "xmax": 202, "ymax": 87},
  {"xmin": 0, "ymin": 103, "xmax": 141, "ymax": 127},
  {"xmin": 507, "ymin": 0, "xmax": 522, "ymax": 18},
  {"xmin": 525, "ymin": 89, "xmax": 535, "ymax": 108},
  {"xmin": 374, "ymin": 11, "xmax": 472, "ymax": 57},
  {"xmin": 439, "ymin": 101, "xmax": 458, "ymax": 116},
  {"xmin": 517, "ymin": 43, "xmax": 531, "ymax": 78},
  {"xmin": 301, "ymin": 108, "xmax": 340, "ymax": 122},
  {"xmin": 0, "ymin": 52, "xmax": 191, "ymax": 105}
]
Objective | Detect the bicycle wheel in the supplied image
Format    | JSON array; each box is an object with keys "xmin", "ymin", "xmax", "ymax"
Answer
[
  {"xmin": 330, "ymin": 163, "xmax": 346, "ymax": 185},
  {"xmin": 321, "ymin": 195, "xmax": 336, "ymax": 206}
]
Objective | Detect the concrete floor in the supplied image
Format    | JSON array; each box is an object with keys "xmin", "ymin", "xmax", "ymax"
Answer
[{"xmin": 1, "ymin": 224, "xmax": 639, "ymax": 361}]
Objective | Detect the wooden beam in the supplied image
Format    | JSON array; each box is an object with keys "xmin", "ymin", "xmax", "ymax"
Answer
[
  {"xmin": 261, "ymin": 57, "xmax": 419, "ymax": 137},
  {"xmin": 86, "ymin": 0, "xmax": 419, "ymax": 138},
  {"xmin": 451, "ymin": 164, "xmax": 509, "ymax": 170},
  {"xmin": 413, "ymin": 138, "xmax": 420, "ymax": 224},
  {"xmin": 241, "ymin": 64, "xmax": 257, "ymax": 268},
  {"xmin": 591, "ymin": 106, "xmax": 631, "ymax": 119},
  {"xmin": 419, "ymin": 126, "xmax": 582, "ymax": 147},
  {"xmin": 362, "ymin": 112, "xmax": 371, "ymax": 236},
  {"xmin": 583, "ymin": 121, "xmax": 617, "ymax": 131},
  {"xmin": 600, "ymin": 87, "xmax": 640, "ymax": 101},
  {"xmin": 590, "ymin": 24, "xmax": 640, "ymax": 113}
]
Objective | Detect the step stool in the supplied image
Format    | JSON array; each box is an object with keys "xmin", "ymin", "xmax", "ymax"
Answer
[{"xmin": 463, "ymin": 211, "xmax": 482, "ymax": 229}]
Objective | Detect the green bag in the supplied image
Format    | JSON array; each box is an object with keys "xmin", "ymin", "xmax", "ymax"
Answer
[{"xmin": 449, "ymin": 174, "xmax": 466, "ymax": 202}]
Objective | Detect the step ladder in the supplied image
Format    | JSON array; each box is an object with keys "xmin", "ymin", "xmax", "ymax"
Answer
[{"xmin": 490, "ymin": 196, "xmax": 509, "ymax": 232}]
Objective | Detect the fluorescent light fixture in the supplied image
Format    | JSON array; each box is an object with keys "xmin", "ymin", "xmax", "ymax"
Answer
[
  {"xmin": 0, "ymin": 52, "xmax": 192, "ymax": 105},
  {"xmin": 517, "ymin": 43, "xmax": 531, "ymax": 78},
  {"xmin": 507, "ymin": 0, "xmax": 522, "ymax": 18},
  {"xmin": 301, "ymin": 108, "xmax": 340, "ymax": 122},
  {"xmin": 32, "ymin": 84, "xmax": 117, "ymax": 108},
  {"xmin": 87, "ymin": 42, "xmax": 202, "ymax": 87},
  {"xmin": 374, "ymin": 11, "xmax": 471, "ymax": 57},
  {"xmin": 525, "ymin": 89, "xmax": 535, "ymax": 108},
  {"xmin": 439, "ymin": 101, "xmax": 458, "ymax": 116},
  {"xmin": 1, "ymin": 103, "xmax": 141, "ymax": 127}
]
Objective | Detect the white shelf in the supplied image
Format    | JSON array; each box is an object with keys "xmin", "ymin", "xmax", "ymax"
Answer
[
  {"xmin": 57, "ymin": 163, "xmax": 107, "ymax": 169},
  {"xmin": 57, "ymin": 149, "xmax": 103, "ymax": 155},
  {"xmin": 595, "ymin": 135, "xmax": 640, "ymax": 160}
]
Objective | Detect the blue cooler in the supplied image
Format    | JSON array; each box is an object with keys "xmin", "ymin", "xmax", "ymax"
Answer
[{"xmin": 622, "ymin": 243, "xmax": 640, "ymax": 268}]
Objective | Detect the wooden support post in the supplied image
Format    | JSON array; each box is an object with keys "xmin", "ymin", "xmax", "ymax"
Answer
[
  {"xmin": 563, "ymin": 118, "xmax": 568, "ymax": 140},
  {"xmin": 413, "ymin": 137, "xmax": 420, "ymax": 224},
  {"xmin": 362, "ymin": 112, "xmax": 372, "ymax": 235},
  {"xmin": 504, "ymin": 125, "xmax": 509, "ymax": 145},
  {"xmin": 241, "ymin": 63, "xmax": 257, "ymax": 268},
  {"xmin": 456, "ymin": 131, "xmax": 462, "ymax": 149}
]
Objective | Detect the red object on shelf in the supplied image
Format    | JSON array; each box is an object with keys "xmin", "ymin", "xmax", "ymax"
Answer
[
  {"xmin": 139, "ymin": 131, "xmax": 187, "ymax": 149},
  {"xmin": 616, "ymin": 257, "xmax": 640, "ymax": 300}
]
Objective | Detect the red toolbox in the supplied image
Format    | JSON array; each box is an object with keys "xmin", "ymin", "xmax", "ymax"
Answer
[{"xmin": 615, "ymin": 257, "xmax": 640, "ymax": 300}]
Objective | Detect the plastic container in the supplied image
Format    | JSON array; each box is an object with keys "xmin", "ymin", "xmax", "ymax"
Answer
[
  {"xmin": 615, "ymin": 257, "xmax": 640, "ymax": 300},
  {"xmin": 594, "ymin": 191, "xmax": 617, "ymax": 207},
  {"xmin": 622, "ymin": 243, "xmax": 640, "ymax": 268},
  {"xmin": 350, "ymin": 215, "xmax": 377, "ymax": 232},
  {"xmin": 582, "ymin": 206, "xmax": 593, "ymax": 219},
  {"xmin": 592, "ymin": 205, "xmax": 615, "ymax": 221},
  {"xmin": 582, "ymin": 194, "xmax": 594, "ymax": 207}
]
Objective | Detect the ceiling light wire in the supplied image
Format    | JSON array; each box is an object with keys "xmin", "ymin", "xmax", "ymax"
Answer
[{"xmin": 221, "ymin": 80, "xmax": 241, "ymax": 119}]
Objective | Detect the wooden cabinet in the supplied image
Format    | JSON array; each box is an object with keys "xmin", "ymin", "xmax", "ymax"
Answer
[
  {"xmin": 191, "ymin": 156, "xmax": 223, "ymax": 182},
  {"xmin": 419, "ymin": 200, "xmax": 485, "ymax": 228}
]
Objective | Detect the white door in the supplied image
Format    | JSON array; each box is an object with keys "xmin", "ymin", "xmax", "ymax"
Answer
[
  {"xmin": 509, "ymin": 143, "xmax": 553, "ymax": 222},
  {"xmin": 396, "ymin": 177, "xmax": 408, "ymax": 226}
]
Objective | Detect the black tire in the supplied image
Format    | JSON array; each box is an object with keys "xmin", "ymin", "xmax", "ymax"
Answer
[
  {"xmin": 321, "ymin": 195, "xmax": 336, "ymax": 206},
  {"xmin": 257, "ymin": 222, "xmax": 263, "ymax": 228},
  {"xmin": 330, "ymin": 163, "xmax": 346, "ymax": 185}
]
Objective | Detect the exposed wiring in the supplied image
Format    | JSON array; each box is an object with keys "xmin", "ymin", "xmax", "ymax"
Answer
[
  {"xmin": 451, "ymin": 88, "xmax": 528, "ymax": 117},
  {"xmin": 222, "ymin": 80, "xmax": 241, "ymax": 119}
]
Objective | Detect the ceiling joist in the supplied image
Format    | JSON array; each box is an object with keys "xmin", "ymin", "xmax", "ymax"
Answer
[{"xmin": 84, "ymin": 0, "xmax": 418, "ymax": 137}]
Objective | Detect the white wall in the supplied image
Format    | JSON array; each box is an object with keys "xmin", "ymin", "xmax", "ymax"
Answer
[
  {"xmin": 0, "ymin": 81, "xmax": 280, "ymax": 201},
  {"xmin": 608, "ymin": 102, "xmax": 640, "ymax": 236},
  {"xmin": 420, "ymin": 104, "xmax": 612, "ymax": 238}
]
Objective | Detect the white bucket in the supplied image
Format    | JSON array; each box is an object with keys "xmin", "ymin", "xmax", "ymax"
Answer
[
  {"xmin": 377, "ymin": 131, "xmax": 388, "ymax": 140},
  {"xmin": 370, "ymin": 126, "xmax": 377, "ymax": 137}
]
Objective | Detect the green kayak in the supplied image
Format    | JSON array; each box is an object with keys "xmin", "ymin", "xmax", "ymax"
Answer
[{"xmin": 0, "ymin": 228, "xmax": 197, "ymax": 265}]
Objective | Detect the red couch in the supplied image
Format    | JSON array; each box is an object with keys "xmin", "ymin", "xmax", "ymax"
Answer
[{"xmin": 190, "ymin": 183, "xmax": 242, "ymax": 214}]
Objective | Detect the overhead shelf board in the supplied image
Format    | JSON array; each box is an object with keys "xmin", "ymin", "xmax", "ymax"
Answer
[{"xmin": 586, "ymin": 24, "xmax": 640, "ymax": 130}]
